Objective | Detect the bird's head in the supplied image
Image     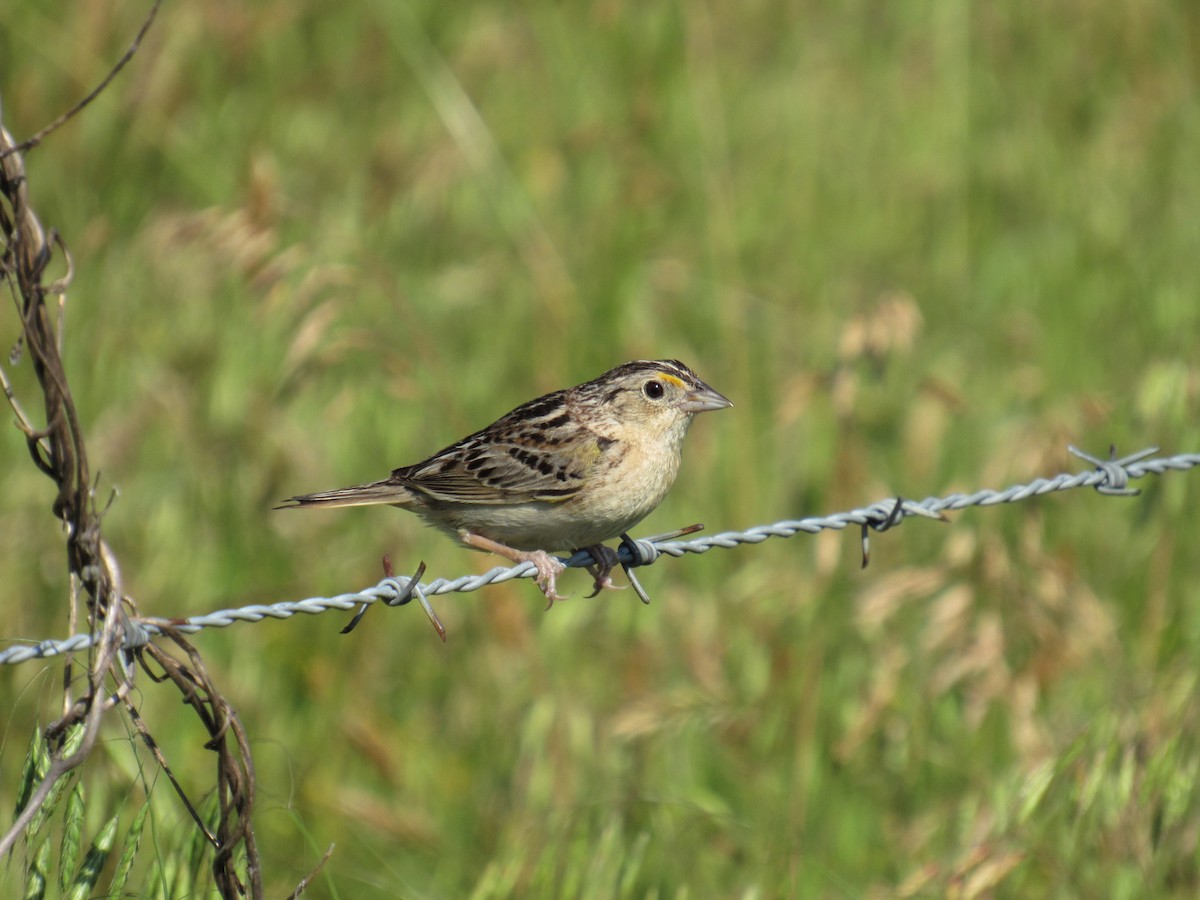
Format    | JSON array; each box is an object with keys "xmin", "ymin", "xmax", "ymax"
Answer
[{"xmin": 577, "ymin": 359, "xmax": 731, "ymax": 444}]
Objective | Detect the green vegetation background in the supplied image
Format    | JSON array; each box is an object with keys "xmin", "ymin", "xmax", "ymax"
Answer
[{"xmin": 3, "ymin": 1, "xmax": 1200, "ymax": 896}]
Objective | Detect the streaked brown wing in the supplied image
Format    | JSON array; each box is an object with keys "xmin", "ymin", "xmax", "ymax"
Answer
[{"xmin": 393, "ymin": 395, "xmax": 606, "ymax": 505}]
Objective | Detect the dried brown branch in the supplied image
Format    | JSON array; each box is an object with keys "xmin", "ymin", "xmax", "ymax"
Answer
[
  {"xmin": 138, "ymin": 632, "xmax": 263, "ymax": 898},
  {"xmin": 0, "ymin": 123, "xmax": 108, "ymax": 609},
  {"xmin": 1, "ymin": 13, "xmax": 269, "ymax": 897},
  {"xmin": 0, "ymin": 115, "xmax": 112, "ymax": 859},
  {"xmin": 0, "ymin": 0, "xmax": 163, "ymax": 161},
  {"xmin": 286, "ymin": 844, "xmax": 336, "ymax": 899}
]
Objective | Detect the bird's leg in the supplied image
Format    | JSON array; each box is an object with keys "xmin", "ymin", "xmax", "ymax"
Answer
[
  {"xmin": 460, "ymin": 531, "xmax": 568, "ymax": 608},
  {"xmin": 582, "ymin": 544, "xmax": 625, "ymax": 599}
]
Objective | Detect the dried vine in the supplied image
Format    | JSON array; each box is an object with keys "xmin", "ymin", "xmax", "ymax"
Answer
[{"xmin": 0, "ymin": 9, "xmax": 271, "ymax": 892}]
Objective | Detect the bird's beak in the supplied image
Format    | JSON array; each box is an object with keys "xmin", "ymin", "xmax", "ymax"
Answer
[{"xmin": 679, "ymin": 382, "xmax": 733, "ymax": 413}]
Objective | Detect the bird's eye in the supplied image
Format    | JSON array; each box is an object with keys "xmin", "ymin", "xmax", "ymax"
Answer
[{"xmin": 643, "ymin": 380, "xmax": 665, "ymax": 400}]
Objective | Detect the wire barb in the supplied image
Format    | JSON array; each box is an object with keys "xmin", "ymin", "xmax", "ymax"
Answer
[
  {"xmin": 1068, "ymin": 444, "xmax": 1156, "ymax": 496},
  {"xmin": 341, "ymin": 558, "xmax": 444, "ymax": 641},
  {"xmin": 860, "ymin": 498, "xmax": 949, "ymax": 569},
  {"xmin": 2, "ymin": 445, "xmax": 1198, "ymax": 665},
  {"xmin": 619, "ymin": 532, "xmax": 653, "ymax": 605}
]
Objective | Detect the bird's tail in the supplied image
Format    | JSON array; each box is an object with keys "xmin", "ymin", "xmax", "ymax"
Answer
[{"xmin": 275, "ymin": 479, "xmax": 411, "ymax": 510}]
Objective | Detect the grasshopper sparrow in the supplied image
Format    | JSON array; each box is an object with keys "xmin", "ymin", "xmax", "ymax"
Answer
[{"xmin": 279, "ymin": 360, "xmax": 730, "ymax": 603}]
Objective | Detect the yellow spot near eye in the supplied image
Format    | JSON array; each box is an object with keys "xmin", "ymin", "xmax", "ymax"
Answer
[{"xmin": 658, "ymin": 374, "xmax": 686, "ymax": 390}]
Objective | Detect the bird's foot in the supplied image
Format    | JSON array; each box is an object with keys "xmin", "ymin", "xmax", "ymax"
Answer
[
  {"xmin": 526, "ymin": 549, "xmax": 569, "ymax": 609},
  {"xmin": 460, "ymin": 532, "xmax": 568, "ymax": 608},
  {"xmin": 582, "ymin": 544, "xmax": 625, "ymax": 599}
]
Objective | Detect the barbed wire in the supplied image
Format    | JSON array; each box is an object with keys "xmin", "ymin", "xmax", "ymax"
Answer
[{"xmin": 2, "ymin": 445, "xmax": 1196, "ymax": 666}]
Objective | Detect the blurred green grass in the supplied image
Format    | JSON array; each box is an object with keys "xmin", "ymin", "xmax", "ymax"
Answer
[{"xmin": 3, "ymin": 0, "xmax": 1200, "ymax": 896}]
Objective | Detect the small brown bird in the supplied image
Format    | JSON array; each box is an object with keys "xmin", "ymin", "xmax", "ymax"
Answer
[{"xmin": 279, "ymin": 360, "xmax": 730, "ymax": 603}]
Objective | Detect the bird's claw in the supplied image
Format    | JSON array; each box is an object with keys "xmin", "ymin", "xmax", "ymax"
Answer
[
  {"xmin": 526, "ymin": 549, "xmax": 569, "ymax": 610},
  {"xmin": 582, "ymin": 544, "xmax": 624, "ymax": 599}
]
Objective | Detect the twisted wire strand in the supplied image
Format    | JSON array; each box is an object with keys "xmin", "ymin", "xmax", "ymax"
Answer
[{"xmin": 3, "ymin": 446, "xmax": 1197, "ymax": 666}]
